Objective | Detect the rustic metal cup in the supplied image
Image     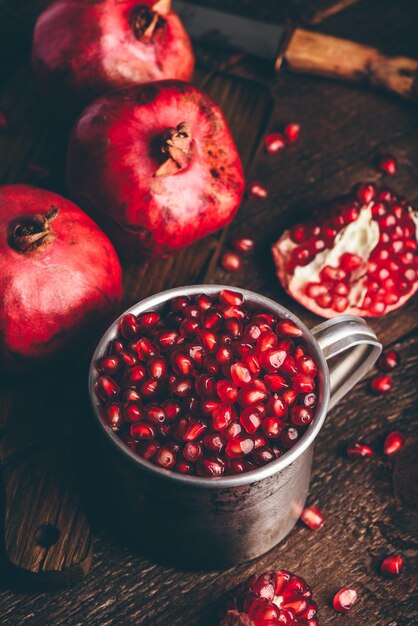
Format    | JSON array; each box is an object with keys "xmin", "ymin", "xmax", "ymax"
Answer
[{"xmin": 89, "ymin": 285, "xmax": 382, "ymax": 567}]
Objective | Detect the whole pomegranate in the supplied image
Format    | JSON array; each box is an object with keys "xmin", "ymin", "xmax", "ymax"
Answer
[
  {"xmin": 31, "ymin": 0, "xmax": 194, "ymax": 110},
  {"xmin": 67, "ymin": 81, "xmax": 245, "ymax": 258},
  {"xmin": 0, "ymin": 185, "xmax": 122, "ymax": 370},
  {"xmin": 220, "ymin": 569, "xmax": 318, "ymax": 625},
  {"xmin": 272, "ymin": 183, "xmax": 418, "ymax": 317}
]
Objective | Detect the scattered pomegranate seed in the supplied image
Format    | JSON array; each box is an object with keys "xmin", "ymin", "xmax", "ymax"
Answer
[
  {"xmin": 0, "ymin": 111, "xmax": 8, "ymax": 130},
  {"xmin": 378, "ymin": 349, "xmax": 400, "ymax": 372},
  {"xmin": 283, "ymin": 122, "xmax": 300, "ymax": 143},
  {"xmin": 248, "ymin": 181, "xmax": 268, "ymax": 199},
  {"xmin": 380, "ymin": 555, "xmax": 404, "ymax": 576},
  {"xmin": 265, "ymin": 132, "xmax": 286, "ymax": 154},
  {"xmin": 232, "ymin": 237, "xmax": 254, "ymax": 254},
  {"xmin": 370, "ymin": 374, "xmax": 392, "ymax": 394},
  {"xmin": 300, "ymin": 505, "xmax": 324, "ymax": 530},
  {"xmin": 346, "ymin": 442, "xmax": 374, "ymax": 458},
  {"xmin": 332, "ymin": 587, "xmax": 358, "ymax": 613},
  {"xmin": 383, "ymin": 431, "xmax": 405, "ymax": 456},
  {"xmin": 378, "ymin": 154, "xmax": 397, "ymax": 175},
  {"xmin": 26, "ymin": 162, "xmax": 50, "ymax": 179},
  {"xmin": 221, "ymin": 251, "xmax": 241, "ymax": 272}
]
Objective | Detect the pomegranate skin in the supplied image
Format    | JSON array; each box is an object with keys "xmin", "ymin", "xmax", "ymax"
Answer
[
  {"xmin": 31, "ymin": 0, "xmax": 194, "ymax": 111},
  {"xmin": 67, "ymin": 81, "xmax": 245, "ymax": 258},
  {"xmin": 0, "ymin": 185, "xmax": 122, "ymax": 370}
]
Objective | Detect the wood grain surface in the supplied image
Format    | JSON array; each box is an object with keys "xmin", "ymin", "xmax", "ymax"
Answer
[{"xmin": 0, "ymin": 0, "xmax": 417, "ymax": 624}]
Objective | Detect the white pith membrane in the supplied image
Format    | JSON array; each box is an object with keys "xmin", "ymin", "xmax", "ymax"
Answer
[{"xmin": 272, "ymin": 199, "xmax": 418, "ymax": 318}]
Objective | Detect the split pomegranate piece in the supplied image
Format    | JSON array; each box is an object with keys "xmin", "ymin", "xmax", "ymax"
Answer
[
  {"xmin": 300, "ymin": 505, "xmax": 324, "ymax": 530},
  {"xmin": 67, "ymin": 81, "xmax": 244, "ymax": 259},
  {"xmin": 0, "ymin": 184, "xmax": 122, "ymax": 371},
  {"xmin": 380, "ymin": 555, "xmax": 404, "ymax": 576},
  {"xmin": 32, "ymin": 0, "xmax": 194, "ymax": 110},
  {"xmin": 383, "ymin": 431, "xmax": 405, "ymax": 456},
  {"xmin": 332, "ymin": 587, "xmax": 358, "ymax": 613},
  {"xmin": 220, "ymin": 569, "xmax": 317, "ymax": 625},
  {"xmin": 272, "ymin": 183, "xmax": 418, "ymax": 317},
  {"xmin": 94, "ymin": 291, "xmax": 319, "ymax": 476}
]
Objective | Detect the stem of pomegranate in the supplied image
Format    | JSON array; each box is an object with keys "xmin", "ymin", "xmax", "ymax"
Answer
[
  {"xmin": 154, "ymin": 122, "xmax": 193, "ymax": 177},
  {"xmin": 9, "ymin": 207, "xmax": 58, "ymax": 252}
]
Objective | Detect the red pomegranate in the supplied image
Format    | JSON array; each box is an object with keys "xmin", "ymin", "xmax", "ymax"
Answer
[
  {"xmin": 272, "ymin": 183, "xmax": 418, "ymax": 317},
  {"xmin": 31, "ymin": 0, "xmax": 194, "ymax": 110},
  {"xmin": 67, "ymin": 81, "xmax": 245, "ymax": 258},
  {"xmin": 220, "ymin": 569, "xmax": 318, "ymax": 625},
  {"xmin": 0, "ymin": 185, "xmax": 122, "ymax": 370}
]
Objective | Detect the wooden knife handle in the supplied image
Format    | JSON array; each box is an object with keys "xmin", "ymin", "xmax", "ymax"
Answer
[{"xmin": 279, "ymin": 28, "xmax": 418, "ymax": 102}]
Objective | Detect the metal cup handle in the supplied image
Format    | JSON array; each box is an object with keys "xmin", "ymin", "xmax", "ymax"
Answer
[{"xmin": 310, "ymin": 314, "xmax": 382, "ymax": 410}]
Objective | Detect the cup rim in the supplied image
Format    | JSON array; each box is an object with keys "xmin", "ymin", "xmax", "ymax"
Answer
[{"xmin": 88, "ymin": 285, "xmax": 330, "ymax": 489}]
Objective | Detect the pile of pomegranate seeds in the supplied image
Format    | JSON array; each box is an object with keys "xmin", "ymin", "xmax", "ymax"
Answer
[
  {"xmin": 220, "ymin": 569, "xmax": 318, "ymax": 626},
  {"xmin": 272, "ymin": 183, "xmax": 418, "ymax": 318},
  {"xmin": 94, "ymin": 290, "xmax": 319, "ymax": 477}
]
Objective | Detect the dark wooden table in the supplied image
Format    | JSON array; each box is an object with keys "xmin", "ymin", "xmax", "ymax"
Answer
[{"xmin": 0, "ymin": 0, "xmax": 417, "ymax": 624}]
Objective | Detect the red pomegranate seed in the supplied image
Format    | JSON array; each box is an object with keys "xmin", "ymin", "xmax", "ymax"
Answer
[
  {"xmin": 175, "ymin": 461, "xmax": 194, "ymax": 474},
  {"xmin": 130, "ymin": 421, "xmax": 155, "ymax": 440},
  {"xmin": 300, "ymin": 505, "xmax": 324, "ymax": 530},
  {"xmin": 171, "ymin": 350, "xmax": 193, "ymax": 375},
  {"xmin": 378, "ymin": 349, "xmax": 400, "ymax": 371},
  {"xmin": 120, "ymin": 313, "xmax": 139, "ymax": 339},
  {"xmin": 262, "ymin": 416, "xmax": 283, "ymax": 438},
  {"xmin": 383, "ymin": 431, "xmax": 405, "ymax": 456},
  {"xmin": 238, "ymin": 384, "xmax": 267, "ymax": 407},
  {"xmin": 293, "ymin": 373, "xmax": 315, "ymax": 393},
  {"xmin": 147, "ymin": 356, "xmax": 167, "ymax": 379},
  {"xmin": 265, "ymin": 131, "xmax": 286, "ymax": 154},
  {"xmin": 196, "ymin": 458, "xmax": 224, "ymax": 477},
  {"xmin": 370, "ymin": 374, "xmax": 392, "ymax": 394},
  {"xmin": 203, "ymin": 433, "xmax": 224, "ymax": 453},
  {"xmin": 281, "ymin": 426, "xmax": 300, "ymax": 448},
  {"xmin": 357, "ymin": 182, "xmax": 376, "ymax": 203},
  {"xmin": 95, "ymin": 376, "xmax": 120, "ymax": 401},
  {"xmin": 183, "ymin": 442, "xmax": 203, "ymax": 462},
  {"xmin": 217, "ymin": 379, "xmax": 238, "ymax": 402},
  {"xmin": 183, "ymin": 420, "xmax": 207, "ymax": 441},
  {"xmin": 264, "ymin": 373, "xmax": 288, "ymax": 392},
  {"xmin": 138, "ymin": 439, "xmax": 160, "ymax": 460},
  {"xmin": 230, "ymin": 362, "xmax": 252, "ymax": 386},
  {"xmin": 212, "ymin": 404, "xmax": 234, "ymax": 431},
  {"xmin": 225, "ymin": 435, "xmax": 255, "ymax": 457},
  {"xmin": 282, "ymin": 389, "xmax": 298, "ymax": 405},
  {"xmin": 290, "ymin": 405, "xmax": 313, "ymax": 426},
  {"xmin": 221, "ymin": 251, "xmax": 241, "ymax": 272},
  {"xmin": 138, "ymin": 311, "xmax": 160, "ymax": 327},
  {"xmin": 96, "ymin": 354, "xmax": 121, "ymax": 375},
  {"xmin": 154, "ymin": 446, "xmax": 176, "ymax": 468},
  {"xmin": 232, "ymin": 238, "xmax": 254, "ymax": 254},
  {"xmin": 284, "ymin": 122, "xmax": 300, "ymax": 143},
  {"xmin": 380, "ymin": 555, "xmax": 404, "ymax": 576},
  {"xmin": 332, "ymin": 587, "xmax": 358, "ymax": 613},
  {"xmin": 124, "ymin": 403, "xmax": 143, "ymax": 423},
  {"xmin": 239, "ymin": 407, "xmax": 262, "ymax": 434},
  {"xmin": 276, "ymin": 320, "xmax": 303, "ymax": 337},
  {"xmin": 103, "ymin": 403, "xmax": 123, "ymax": 430},
  {"xmin": 379, "ymin": 154, "xmax": 397, "ymax": 175},
  {"xmin": 346, "ymin": 442, "xmax": 374, "ymax": 458},
  {"xmin": 297, "ymin": 356, "xmax": 317, "ymax": 376},
  {"xmin": 252, "ymin": 446, "xmax": 275, "ymax": 465},
  {"xmin": 219, "ymin": 289, "xmax": 244, "ymax": 306},
  {"xmin": 248, "ymin": 181, "xmax": 268, "ymax": 199}
]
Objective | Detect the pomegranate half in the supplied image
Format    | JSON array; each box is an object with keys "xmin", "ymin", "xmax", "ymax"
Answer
[
  {"xmin": 31, "ymin": 0, "xmax": 194, "ymax": 110},
  {"xmin": 272, "ymin": 183, "xmax": 418, "ymax": 317},
  {"xmin": 67, "ymin": 80, "xmax": 245, "ymax": 258},
  {"xmin": 0, "ymin": 185, "xmax": 122, "ymax": 370}
]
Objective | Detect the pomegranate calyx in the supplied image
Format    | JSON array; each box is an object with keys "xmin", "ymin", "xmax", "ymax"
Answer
[
  {"xmin": 154, "ymin": 122, "xmax": 194, "ymax": 177},
  {"xmin": 130, "ymin": 1, "xmax": 168, "ymax": 41},
  {"xmin": 9, "ymin": 206, "xmax": 58, "ymax": 252}
]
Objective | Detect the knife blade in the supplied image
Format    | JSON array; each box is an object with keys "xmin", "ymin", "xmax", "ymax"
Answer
[
  {"xmin": 172, "ymin": 0, "xmax": 418, "ymax": 103},
  {"xmin": 173, "ymin": 0, "xmax": 287, "ymax": 62}
]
